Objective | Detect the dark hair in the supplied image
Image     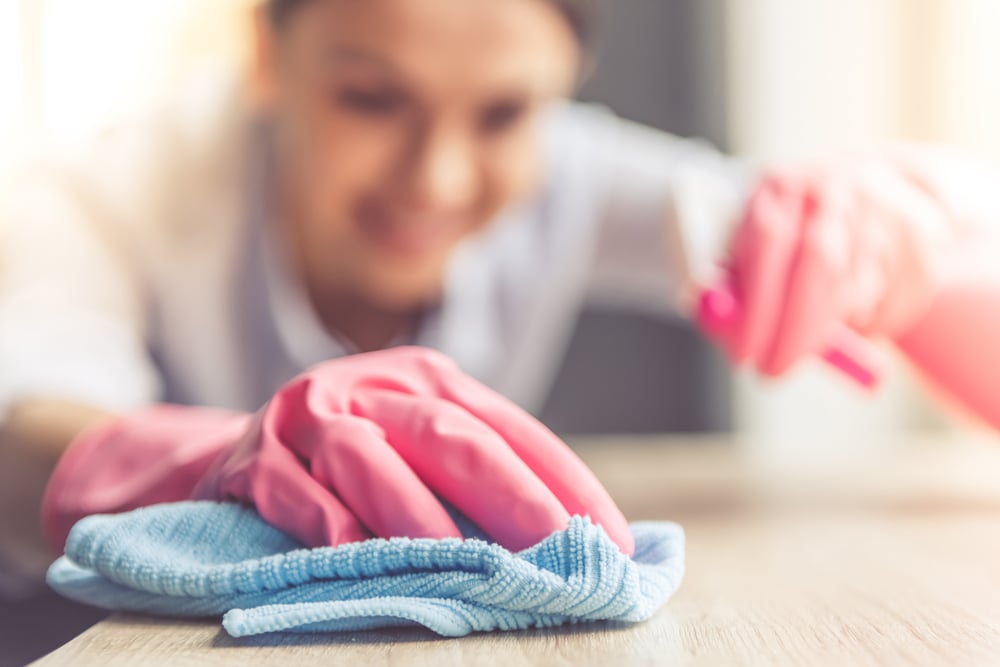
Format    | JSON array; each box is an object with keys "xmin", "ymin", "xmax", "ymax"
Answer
[{"xmin": 266, "ymin": 0, "xmax": 597, "ymax": 46}]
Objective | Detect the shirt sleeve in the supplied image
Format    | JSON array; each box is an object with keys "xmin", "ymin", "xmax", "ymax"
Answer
[
  {"xmin": 0, "ymin": 158, "xmax": 162, "ymax": 418},
  {"xmin": 554, "ymin": 104, "xmax": 754, "ymax": 317}
]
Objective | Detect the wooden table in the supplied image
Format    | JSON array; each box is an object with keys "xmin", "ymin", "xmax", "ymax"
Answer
[{"xmin": 32, "ymin": 434, "xmax": 1000, "ymax": 666}]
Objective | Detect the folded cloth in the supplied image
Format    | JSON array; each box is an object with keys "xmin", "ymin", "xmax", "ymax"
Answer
[{"xmin": 46, "ymin": 502, "xmax": 684, "ymax": 637}]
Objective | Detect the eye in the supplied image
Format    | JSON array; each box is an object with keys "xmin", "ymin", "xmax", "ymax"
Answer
[
  {"xmin": 479, "ymin": 100, "xmax": 528, "ymax": 134},
  {"xmin": 334, "ymin": 87, "xmax": 406, "ymax": 116}
]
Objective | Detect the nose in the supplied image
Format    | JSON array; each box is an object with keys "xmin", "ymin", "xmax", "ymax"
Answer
[{"xmin": 397, "ymin": 122, "xmax": 480, "ymax": 212}]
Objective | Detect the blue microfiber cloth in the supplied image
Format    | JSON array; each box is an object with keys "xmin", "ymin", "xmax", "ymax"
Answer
[{"xmin": 46, "ymin": 501, "xmax": 684, "ymax": 637}]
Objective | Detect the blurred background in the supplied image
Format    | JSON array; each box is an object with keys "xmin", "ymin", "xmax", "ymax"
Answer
[{"xmin": 3, "ymin": 0, "xmax": 1000, "ymax": 449}]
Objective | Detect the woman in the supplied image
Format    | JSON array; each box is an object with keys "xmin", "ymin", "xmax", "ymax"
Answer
[{"xmin": 2, "ymin": 0, "xmax": 1000, "ymax": 578}]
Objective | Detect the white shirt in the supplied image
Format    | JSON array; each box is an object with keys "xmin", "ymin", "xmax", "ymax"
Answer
[{"xmin": 0, "ymin": 77, "xmax": 746, "ymax": 417}]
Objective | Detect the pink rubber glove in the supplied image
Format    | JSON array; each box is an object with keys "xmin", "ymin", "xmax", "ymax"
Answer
[
  {"xmin": 895, "ymin": 280, "xmax": 1000, "ymax": 430},
  {"xmin": 709, "ymin": 150, "xmax": 963, "ymax": 377},
  {"xmin": 41, "ymin": 405, "xmax": 250, "ymax": 552},
  {"xmin": 882, "ymin": 148, "xmax": 1000, "ymax": 429},
  {"xmin": 42, "ymin": 347, "xmax": 633, "ymax": 555},
  {"xmin": 700, "ymin": 145, "xmax": 1000, "ymax": 430}
]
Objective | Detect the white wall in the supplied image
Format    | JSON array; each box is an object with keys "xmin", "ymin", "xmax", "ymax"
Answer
[
  {"xmin": 0, "ymin": 0, "xmax": 25, "ymax": 151},
  {"xmin": 727, "ymin": 0, "xmax": 912, "ymax": 158},
  {"xmin": 927, "ymin": 0, "xmax": 1000, "ymax": 155}
]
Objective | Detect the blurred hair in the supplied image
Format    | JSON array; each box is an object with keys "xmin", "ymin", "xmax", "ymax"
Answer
[{"xmin": 265, "ymin": 0, "xmax": 597, "ymax": 46}]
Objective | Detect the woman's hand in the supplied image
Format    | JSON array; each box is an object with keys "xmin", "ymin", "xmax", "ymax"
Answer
[
  {"xmin": 707, "ymin": 146, "xmax": 991, "ymax": 377},
  {"xmin": 42, "ymin": 347, "xmax": 634, "ymax": 554}
]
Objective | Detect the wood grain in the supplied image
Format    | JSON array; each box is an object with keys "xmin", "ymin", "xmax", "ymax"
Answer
[{"xmin": 32, "ymin": 434, "xmax": 1000, "ymax": 666}]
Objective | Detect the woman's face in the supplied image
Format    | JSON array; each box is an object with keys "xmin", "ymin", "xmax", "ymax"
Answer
[{"xmin": 256, "ymin": 0, "xmax": 581, "ymax": 310}]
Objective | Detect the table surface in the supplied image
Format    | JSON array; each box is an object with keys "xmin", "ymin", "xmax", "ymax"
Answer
[{"xmin": 32, "ymin": 433, "xmax": 1000, "ymax": 666}]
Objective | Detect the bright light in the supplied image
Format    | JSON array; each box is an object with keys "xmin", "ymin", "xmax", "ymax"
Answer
[
  {"xmin": 0, "ymin": 0, "xmax": 23, "ymax": 144},
  {"xmin": 40, "ymin": 0, "xmax": 188, "ymax": 142},
  {"xmin": 31, "ymin": 0, "xmax": 252, "ymax": 144}
]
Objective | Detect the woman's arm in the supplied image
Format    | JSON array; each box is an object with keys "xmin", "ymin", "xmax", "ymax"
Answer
[
  {"xmin": 570, "ymin": 110, "xmax": 1000, "ymax": 429},
  {"xmin": 0, "ymin": 155, "xmax": 163, "ymax": 584},
  {"xmin": 894, "ymin": 242, "xmax": 1000, "ymax": 430},
  {"xmin": 886, "ymin": 149, "xmax": 1000, "ymax": 428},
  {"xmin": 0, "ymin": 399, "xmax": 111, "ymax": 583}
]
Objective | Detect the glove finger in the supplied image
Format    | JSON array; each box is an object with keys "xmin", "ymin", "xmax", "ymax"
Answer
[
  {"xmin": 412, "ymin": 358, "xmax": 634, "ymax": 555},
  {"xmin": 857, "ymin": 167, "xmax": 948, "ymax": 337},
  {"xmin": 844, "ymin": 201, "xmax": 891, "ymax": 335},
  {"xmin": 271, "ymin": 383, "xmax": 461, "ymax": 540},
  {"xmin": 222, "ymin": 407, "xmax": 372, "ymax": 548},
  {"xmin": 759, "ymin": 186, "xmax": 853, "ymax": 375},
  {"xmin": 729, "ymin": 174, "xmax": 806, "ymax": 366},
  {"xmin": 349, "ymin": 388, "xmax": 573, "ymax": 553}
]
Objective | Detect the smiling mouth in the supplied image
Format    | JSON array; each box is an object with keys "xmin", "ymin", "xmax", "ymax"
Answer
[{"xmin": 357, "ymin": 205, "xmax": 469, "ymax": 259}]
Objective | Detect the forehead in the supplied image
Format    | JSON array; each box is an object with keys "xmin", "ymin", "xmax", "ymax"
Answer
[{"xmin": 284, "ymin": 0, "xmax": 580, "ymax": 96}]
